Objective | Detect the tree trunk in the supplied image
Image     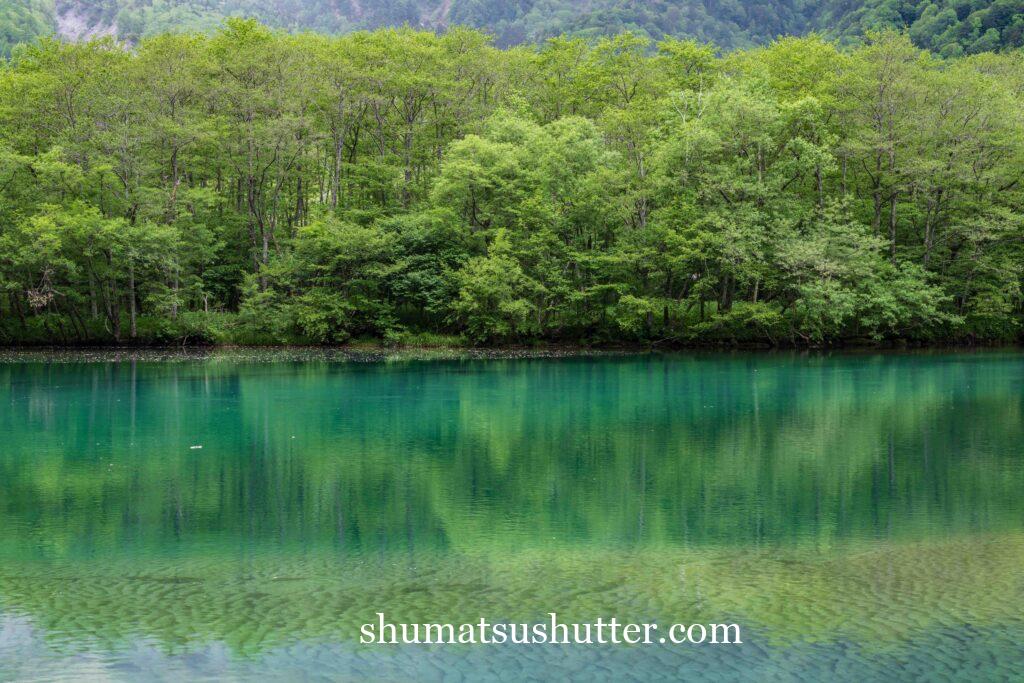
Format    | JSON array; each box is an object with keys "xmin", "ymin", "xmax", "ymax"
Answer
[
  {"xmin": 129, "ymin": 261, "xmax": 137, "ymax": 339},
  {"xmin": 89, "ymin": 272, "xmax": 99, "ymax": 319},
  {"xmin": 169, "ymin": 265, "xmax": 180, "ymax": 320},
  {"xmin": 889, "ymin": 192, "xmax": 898, "ymax": 263}
]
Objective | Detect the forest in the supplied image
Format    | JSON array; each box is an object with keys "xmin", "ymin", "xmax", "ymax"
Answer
[{"xmin": 0, "ymin": 22, "xmax": 1023, "ymax": 346}]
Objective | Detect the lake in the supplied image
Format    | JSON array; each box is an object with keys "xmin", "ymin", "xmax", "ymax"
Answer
[{"xmin": 0, "ymin": 350, "xmax": 1022, "ymax": 681}]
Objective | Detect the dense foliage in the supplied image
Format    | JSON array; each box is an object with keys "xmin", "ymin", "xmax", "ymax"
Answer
[
  {"xmin": 3, "ymin": 0, "xmax": 1024, "ymax": 57},
  {"xmin": 1, "ymin": 23, "xmax": 1023, "ymax": 346},
  {"xmin": 822, "ymin": 0, "xmax": 1024, "ymax": 56}
]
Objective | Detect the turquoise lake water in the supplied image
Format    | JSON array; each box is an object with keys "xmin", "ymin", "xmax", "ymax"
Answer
[{"xmin": 0, "ymin": 350, "xmax": 1022, "ymax": 680}]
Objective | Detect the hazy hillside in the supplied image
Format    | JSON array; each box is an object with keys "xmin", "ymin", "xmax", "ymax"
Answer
[
  {"xmin": 2, "ymin": 0, "xmax": 1023, "ymax": 57},
  {"xmin": 1, "ymin": 0, "xmax": 54, "ymax": 56}
]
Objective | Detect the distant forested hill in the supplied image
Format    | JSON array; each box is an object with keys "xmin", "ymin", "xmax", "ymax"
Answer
[
  {"xmin": 0, "ymin": 0, "xmax": 54, "ymax": 57},
  {"xmin": 820, "ymin": 0, "xmax": 1024, "ymax": 57},
  {"xmin": 1, "ymin": 0, "xmax": 1022, "ymax": 57}
]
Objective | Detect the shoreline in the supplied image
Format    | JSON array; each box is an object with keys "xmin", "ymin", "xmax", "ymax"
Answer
[{"xmin": 0, "ymin": 342, "xmax": 1020, "ymax": 363}]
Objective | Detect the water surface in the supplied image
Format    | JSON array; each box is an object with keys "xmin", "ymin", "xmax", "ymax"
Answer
[{"xmin": 1, "ymin": 350, "xmax": 1022, "ymax": 680}]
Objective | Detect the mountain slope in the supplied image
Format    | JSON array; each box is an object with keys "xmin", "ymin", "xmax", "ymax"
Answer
[
  {"xmin": 1, "ymin": 0, "xmax": 1022, "ymax": 56},
  {"xmin": 1, "ymin": 0, "xmax": 54, "ymax": 56},
  {"xmin": 819, "ymin": 0, "xmax": 1024, "ymax": 57}
]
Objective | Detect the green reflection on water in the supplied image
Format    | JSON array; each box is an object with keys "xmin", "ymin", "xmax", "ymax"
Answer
[{"xmin": 0, "ymin": 351, "xmax": 1022, "ymax": 678}]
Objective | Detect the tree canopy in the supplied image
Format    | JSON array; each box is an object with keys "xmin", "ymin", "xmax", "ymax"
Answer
[{"xmin": 1, "ymin": 24, "xmax": 1022, "ymax": 346}]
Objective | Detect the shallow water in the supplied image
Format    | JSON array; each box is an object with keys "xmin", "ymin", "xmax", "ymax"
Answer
[{"xmin": 0, "ymin": 350, "xmax": 1022, "ymax": 681}]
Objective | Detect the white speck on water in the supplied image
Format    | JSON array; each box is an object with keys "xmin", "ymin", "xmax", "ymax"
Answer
[{"xmin": 190, "ymin": 445, "xmax": 203, "ymax": 450}]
